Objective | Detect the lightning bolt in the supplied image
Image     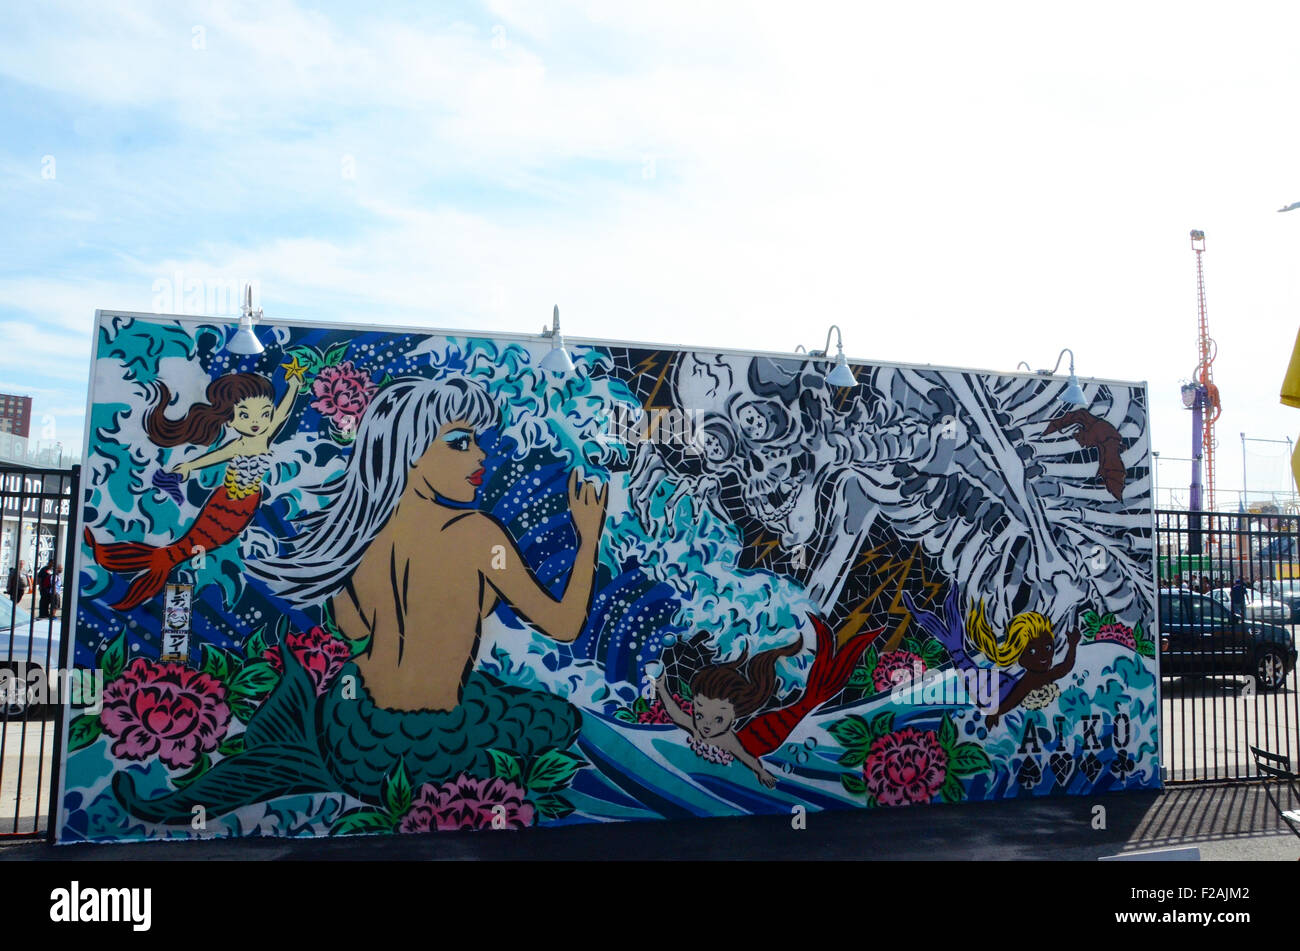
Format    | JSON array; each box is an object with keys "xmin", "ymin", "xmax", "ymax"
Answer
[
  {"xmin": 749, "ymin": 534, "xmax": 784, "ymax": 567},
  {"xmin": 631, "ymin": 352, "xmax": 673, "ymax": 410},
  {"xmin": 834, "ymin": 543, "xmax": 943, "ymax": 650}
]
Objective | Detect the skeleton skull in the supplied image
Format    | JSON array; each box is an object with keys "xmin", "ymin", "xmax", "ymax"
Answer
[{"xmin": 676, "ymin": 354, "xmax": 839, "ymax": 547}]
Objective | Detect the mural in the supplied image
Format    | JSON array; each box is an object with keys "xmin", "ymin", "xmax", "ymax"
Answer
[{"xmin": 56, "ymin": 313, "xmax": 1158, "ymax": 841}]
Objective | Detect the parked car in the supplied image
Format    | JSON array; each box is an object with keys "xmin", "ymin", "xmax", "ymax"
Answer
[
  {"xmin": 1262, "ymin": 579, "xmax": 1300, "ymax": 623},
  {"xmin": 0, "ymin": 594, "xmax": 61, "ymax": 717},
  {"xmin": 1208, "ymin": 587, "xmax": 1291, "ymax": 625},
  {"xmin": 1159, "ymin": 590, "xmax": 1296, "ymax": 690}
]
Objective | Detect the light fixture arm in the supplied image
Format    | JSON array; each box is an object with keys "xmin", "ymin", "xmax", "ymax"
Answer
[
  {"xmin": 814, "ymin": 324, "xmax": 846, "ymax": 360},
  {"xmin": 240, "ymin": 284, "xmax": 262, "ymax": 326},
  {"xmin": 1043, "ymin": 347, "xmax": 1075, "ymax": 377},
  {"xmin": 542, "ymin": 305, "xmax": 560, "ymax": 338}
]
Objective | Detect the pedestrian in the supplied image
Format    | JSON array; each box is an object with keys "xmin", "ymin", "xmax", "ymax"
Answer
[
  {"xmin": 5, "ymin": 559, "xmax": 31, "ymax": 606},
  {"xmin": 37, "ymin": 559, "xmax": 60, "ymax": 618},
  {"xmin": 1231, "ymin": 577, "xmax": 1246, "ymax": 617}
]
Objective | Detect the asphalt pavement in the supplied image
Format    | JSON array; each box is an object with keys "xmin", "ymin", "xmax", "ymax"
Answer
[{"xmin": 0, "ymin": 782, "xmax": 1295, "ymax": 861}]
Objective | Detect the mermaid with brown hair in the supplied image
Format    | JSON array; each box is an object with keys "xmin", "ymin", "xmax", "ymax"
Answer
[
  {"xmin": 655, "ymin": 617, "xmax": 882, "ymax": 787},
  {"xmin": 85, "ymin": 369, "xmax": 302, "ymax": 610}
]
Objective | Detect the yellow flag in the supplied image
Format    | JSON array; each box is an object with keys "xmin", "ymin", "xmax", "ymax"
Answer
[
  {"xmin": 1282, "ymin": 325, "xmax": 1300, "ymax": 408},
  {"xmin": 1283, "ymin": 325, "xmax": 1300, "ymax": 492}
]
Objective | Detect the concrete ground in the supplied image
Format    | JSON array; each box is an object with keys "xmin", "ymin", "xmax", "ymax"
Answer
[{"xmin": 0, "ymin": 782, "xmax": 1295, "ymax": 861}]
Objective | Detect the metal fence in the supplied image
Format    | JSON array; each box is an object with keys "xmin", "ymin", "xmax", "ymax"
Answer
[
  {"xmin": 0, "ymin": 463, "xmax": 79, "ymax": 839},
  {"xmin": 0, "ymin": 485, "xmax": 1293, "ymax": 839},
  {"xmin": 1156, "ymin": 508, "xmax": 1300, "ymax": 783}
]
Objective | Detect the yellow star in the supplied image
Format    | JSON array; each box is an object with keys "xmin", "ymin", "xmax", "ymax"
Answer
[{"xmin": 281, "ymin": 356, "xmax": 307, "ymax": 383}]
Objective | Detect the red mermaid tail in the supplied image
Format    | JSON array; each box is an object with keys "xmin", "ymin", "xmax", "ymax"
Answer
[
  {"xmin": 738, "ymin": 616, "xmax": 883, "ymax": 757},
  {"xmin": 84, "ymin": 484, "xmax": 261, "ymax": 611}
]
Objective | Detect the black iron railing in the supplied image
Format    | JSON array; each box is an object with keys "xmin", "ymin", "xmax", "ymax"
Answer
[
  {"xmin": 1156, "ymin": 508, "xmax": 1300, "ymax": 783},
  {"xmin": 0, "ymin": 463, "xmax": 78, "ymax": 838}
]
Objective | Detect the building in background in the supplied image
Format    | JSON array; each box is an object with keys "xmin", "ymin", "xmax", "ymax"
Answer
[
  {"xmin": 0, "ymin": 395, "xmax": 72, "ymax": 603},
  {"xmin": 0, "ymin": 393, "xmax": 31, "ymax": 438}
]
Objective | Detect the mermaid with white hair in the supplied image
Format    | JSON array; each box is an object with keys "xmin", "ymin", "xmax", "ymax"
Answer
[{"xmin": 115, "ymin": 374, "xmax": 607, "ymax": 823}]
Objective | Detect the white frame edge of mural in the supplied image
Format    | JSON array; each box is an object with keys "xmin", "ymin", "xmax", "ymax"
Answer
[
  {"xmin": 93, "ymin": 308, "xmax": 1150, "ymax": 391},
  {"xmin": 52, "ymin": 309, "xmax": 109, "ymax": 843}
]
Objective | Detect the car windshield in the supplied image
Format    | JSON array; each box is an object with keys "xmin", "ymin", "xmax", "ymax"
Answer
[{"xmin": 0, "ymin": 594, "xmax": 34, "ymax": 628}]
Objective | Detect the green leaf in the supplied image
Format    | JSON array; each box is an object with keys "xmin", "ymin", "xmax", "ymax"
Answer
[
  {"xmin": 228, "ymin": 661, "xmax": 281, "ymax": 698},
  {"xmin": 173, "ymin": 752, "xmax": 211, "ymax": 790},
  {"xmin": 837, "ymin": 746, "xmax": 868, "ymax": 768},
  {"xmin": 939, "ymin": 773, "xmax": 964, "ymax": 804},
  {"xmin": 526, "ymin": 749, "xmax": 586, "ymax": 793},
  {"xmin": 487, "ymin": 748, "xmax": 522, "ymax": 783},
  {"xmin": 848, "ymin": 667, "xmax": 872, "ymax": 687},
  {"xmin": 378, "ymin": 372, "xmax": 394, "ymax": 387},
  {"xmin": 1101, "ymin": 612, "xmax": 1117, "ymax": 626},
  {"xmin": 244, "ymin": 625, "xmax": 270, "ymax": 661},
  {"xmin": 200, "ymin": 643, "xmax": 230, "ymax": 682},
  {"xmin": 632, "ymin": 697, "xmax": 650, "ymax": 713},
  {"xmin": 533, "ymin": 793, "xmax": 573, "ymax": 822},
  {"xmin": 331, "ymin": 810, "xmax": 398, "ymax": 836},
  {"xmin": 675, "ymin": 678, "xmax": 692, "ymax": 702},
  {"xmin": 840, "ymin": 772, "xmax": 868, "ymax": 795},
  {"xmin": 948, "ymin": 742, "xmax": 993, "ymax": 777},
  {"xmin": 1135, "ymin": 640, "xmax": 1156, "ymax": 658},
  {"xmin": 217, "ymin": 735, "xmax": 247, "ymax": 757},
  {"xmin": 101, "ymin": 631, "xmax": 127, "ymax": 682},
  {"xmin": 383, "ymin": 759, "xmax": 413, "ymax": 817},
  {"xmin": 613, "ymin": 708, "xmax": 638, "ymax": 723},
  {"xmin": 323, "ymin": 341, "xmax": 350, "ymax": 367},
  {"xmin": 230, "ymin": 696, "xmax": 259, "ymax": 723},
  {"xmin": 868, "ymin": 710, "xmax": 896, "ymax": 740},
  {"xmin": 828, "ymin": 714, "xmax": 872, "ymax": 750},
  {"xmin": 938, "ymin": 714, "xmax": 957, "ymax": 750},
  {"xmin": 921, "ymin": 639, "xmax": 946, "ymax": 666},
  {"xmin": 67, "ymin": 714, "xmax": 103, "ymax": 752},
  {"xmin": 286, "ymin": 345, "xmax": 317, "ymax": 366},
  {"xmin": 1080, "ymin": 610, "xmax": 1102, "ymax": 637},
  {"xmin": 863, "ymin": 644, "xmax": 879, "ymax": 675}
]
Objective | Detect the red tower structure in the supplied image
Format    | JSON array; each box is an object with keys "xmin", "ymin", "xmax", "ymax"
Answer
[{"xmin": 1189, "ymin": 229, "xmax": 1221, "ymax": 513}]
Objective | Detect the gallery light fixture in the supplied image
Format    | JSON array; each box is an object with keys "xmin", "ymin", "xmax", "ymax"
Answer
[
  {"xmin": 226, "ymin": 285, "xmax": 265, "ymax": 355},
  {"xmin": 1021, "ymin": 348, "xmax": 1087, "ymax": 406},
  {"xmin": 539, "ymin": 305, "xmax": 574, "ymax": 375},
  {"xmin": 805, "ymin": 325, "xmax": 858, "ymax": 388}
]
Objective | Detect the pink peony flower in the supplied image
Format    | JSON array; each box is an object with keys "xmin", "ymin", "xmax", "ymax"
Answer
[
  {"xmin": 863, "ymin": 726, "xmax": 949, "ymax": 807},
  {"xmin": 399, "ymin": 774, "xmax": 536, "ymax": 833},
  {"xmin": 261, "ymin": 648, "xmax": 284, "ymax": 674},
  {"xmin": 637, "ymin": 695, "xmax": 692, "ymax": 724},
  {"xmin": 101, "ymin": 658, "xmax": 231, "ymax": 770},
  {"xmin": 1095, "ymin": 623, "xmax": 1136, "ymax": 650},
  {"xmin": 310, "ymin": 361, "xmax": 378, "ymax": 432},
  {"xmin": 285, "ymin": 627, "xmax": 350, "ymax": 695},
  {"xmin": 873, "ymin": 650, "xmax": 926, "ymax": 693}
]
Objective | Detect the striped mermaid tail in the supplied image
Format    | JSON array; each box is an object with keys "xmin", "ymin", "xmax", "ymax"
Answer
[
  {"xmin": 903, "ymin": 587, "xmax": 1019, "ymax": 708},
  {"xmin": 738, "ymin": 616, "xmax": 883, "ymax": 757},
  {"xmin": 113, "ymin": 643, "xmax": 582, "ymax": 825},
  {"xmin": 84, "ymin": 482, "xmax": 260, "ymax": 611}
]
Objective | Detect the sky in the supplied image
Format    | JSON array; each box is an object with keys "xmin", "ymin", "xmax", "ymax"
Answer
[{"xmin": 3, "ymin": 0, "xmax": 1300, "ymax": 508}]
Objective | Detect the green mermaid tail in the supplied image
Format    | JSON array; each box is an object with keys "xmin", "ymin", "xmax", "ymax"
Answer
[{"xmin": 114, "ymin": 644, "xmax": 582, "ymax": 825}]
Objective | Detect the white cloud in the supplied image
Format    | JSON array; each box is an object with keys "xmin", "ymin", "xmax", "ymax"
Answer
[{"xmin": 3, "ymin": 0, "xmax": 1300, "ymax": 496}]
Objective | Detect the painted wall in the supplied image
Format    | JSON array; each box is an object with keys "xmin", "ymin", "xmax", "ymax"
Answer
[{"xmin": 56, "ymin": 313, "xmax": 1158, "ymax": 842}]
